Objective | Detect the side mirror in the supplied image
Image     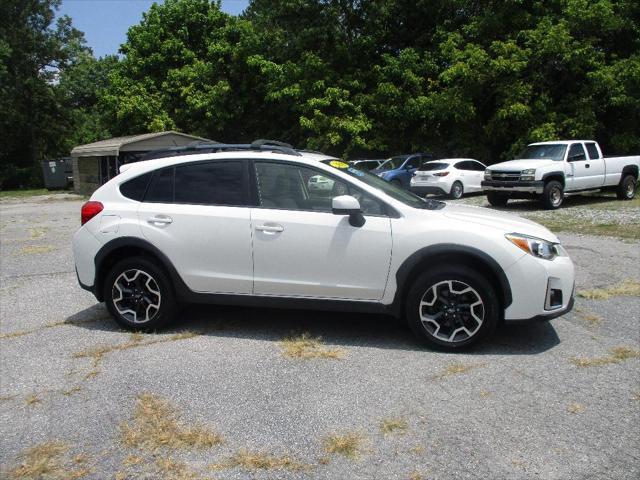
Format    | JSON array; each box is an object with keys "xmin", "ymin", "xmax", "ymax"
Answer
[{"xmin": 332, "ymin": 195, "xmax": 365, "ymax": 227}]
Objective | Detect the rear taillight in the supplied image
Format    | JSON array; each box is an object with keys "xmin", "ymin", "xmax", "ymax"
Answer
[
  {"xmin": 81, "ymin": 201, "xmax": 104, "ymax": 225},
  {"xmin": 434, "ymin": 172, "xmax": 450, "ymax": 177}
]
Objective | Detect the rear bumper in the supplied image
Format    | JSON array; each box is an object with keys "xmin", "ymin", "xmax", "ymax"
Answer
[
  {"xmin": 482, "ymin": 180, "xmax": 544, "ymax": 194},
  {"xmin": 410, "ymin": 185, "xmax": 448, "ymax": 196}
]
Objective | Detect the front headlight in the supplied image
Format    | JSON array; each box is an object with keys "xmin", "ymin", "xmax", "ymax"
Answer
[
  {"xmin": 520, "ymin": 168, "xmax": 536, "ymax": 181},
  {"xmin": 505, "ymin": 233, "xmax": 562, "ymax": 261},
  {"xmin": 484, "ymin": 170, "xmax": 491, "ymax": 180}
]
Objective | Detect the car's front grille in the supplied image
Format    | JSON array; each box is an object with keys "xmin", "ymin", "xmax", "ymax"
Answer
[{"xmin": 490, "ymin": 171, "xmax": 521, "ymax": 181}]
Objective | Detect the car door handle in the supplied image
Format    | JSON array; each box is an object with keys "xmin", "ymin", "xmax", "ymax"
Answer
[
  {"xmin": 147, "ymin": 215, "xmax": 173, "ymax": 226},
  {"xmin": 256, "ymin": 224, "xmax": 284, "ymax": 233},
  {"xmin": 585, "ymin": 164, "xmax": 590, "ymax": 168}
]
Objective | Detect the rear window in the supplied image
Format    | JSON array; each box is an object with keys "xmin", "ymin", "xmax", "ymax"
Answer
[
  {"xmin": 146, "ymin": 168, "xmax": 174, "ymax": 203},
  {"xmin": 119, "ymin": 172, "xmax": 152, "ymax": 201},
  {"xmin": 418, "ymin": 162, "xmax": 449, "ymax": 171},
  {"xmin": 174, "ymin": 161, "xmax": 246, "ymax": 206}
]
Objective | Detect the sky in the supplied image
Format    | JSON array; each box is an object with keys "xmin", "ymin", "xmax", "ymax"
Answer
[{"xmin": 57, "ymin": 0, "xmax": 251, "ymax": 58}]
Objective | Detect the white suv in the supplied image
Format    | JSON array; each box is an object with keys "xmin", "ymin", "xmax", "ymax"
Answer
[{"xmin": 73, "ymin": 141, "xmax": 575, "ymax": 350}]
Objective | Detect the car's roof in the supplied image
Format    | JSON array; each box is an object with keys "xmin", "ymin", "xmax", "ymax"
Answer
[
  {"xmin": 423, "ymin": 158, "xmax": 482, "ymax": 164},
  {"xmin": 529, "ymin": 140, "xmax": 595, "ymax": 146},
  {"xmin": 120, "ymin": 150, "xmax": 337, "ymax": 176}
]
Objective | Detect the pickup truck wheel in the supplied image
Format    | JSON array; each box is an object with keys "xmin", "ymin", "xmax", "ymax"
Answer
[
  {"xmin": 486, "ymin": 192, "xmax": 509, "ymax": 207},
  {"xmin": 616, "ymin": 175, "xmax": 637, "ymax": 200},
  {"xmin": 541, "ymin": 180, "xmax": 564, "ymax": 209},
  {"xmin": 104, "ymin": 256, "xmax": 177, "ymax": 332},
  {"xmin": 449, "ymin": 181, "xmax": 464, "ymax": 199},
  {"xmin": 405, "ymin": 265, "xmax": 499, "ymax": 350}
]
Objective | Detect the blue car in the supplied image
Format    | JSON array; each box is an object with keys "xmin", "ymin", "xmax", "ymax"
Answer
[{"xmin": 373, "ymin": 153, "xmax": 433, "ymax": 188}]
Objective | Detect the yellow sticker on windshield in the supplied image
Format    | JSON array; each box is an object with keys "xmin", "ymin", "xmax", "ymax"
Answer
[{"xmin": 330, "ymin": 160, "xmax": 349, "ymax": 169}]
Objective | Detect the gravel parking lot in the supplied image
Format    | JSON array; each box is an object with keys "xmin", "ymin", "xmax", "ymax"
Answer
[{"xmin": 1, "ymin": 193, "xmax": 639, "ymax": 480}]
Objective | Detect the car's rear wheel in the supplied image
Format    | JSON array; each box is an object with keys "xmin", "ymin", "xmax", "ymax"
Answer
[
  {"xmin": 405, "ymin": 266, "xmax": 499, "ymax": 350},
  {"xmin": 104, "ymin": 256, "xmax": 177, "ymax": 331},
  {"xmin": 616, "ymin": 174, "xmax": 637, "ymax": 200},
  {"xmin": 486, "ymin": 192, "xmax": 509, "ymax": 207},
  {"xmin": 449, "ymin": 181, "xmax": 464, "ymax": 199}
]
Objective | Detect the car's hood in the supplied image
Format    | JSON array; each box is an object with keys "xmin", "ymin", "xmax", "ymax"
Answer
[
  {"xmin": 488, "ymin": 159, "xmax": 558, "ymax": 171},
  {"xmin": 442, "ymin": 204, "xmax": 559, "ymax": 243}
]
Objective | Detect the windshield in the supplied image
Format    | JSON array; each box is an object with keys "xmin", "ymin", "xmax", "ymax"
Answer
[
  {"xmin": 418, "ymin": 162, "xmax": 449, "ymax": 171},
  {"xmin": 378, "ymin": 156, "xmax": 407, "ymax": 170},
  {"xmin": 322, "ymin": 160, "xmax": 444, "ymax": 210},
  {"xmin": 520, "ymin": 144, "xmax": 567, "ymax": 161}
]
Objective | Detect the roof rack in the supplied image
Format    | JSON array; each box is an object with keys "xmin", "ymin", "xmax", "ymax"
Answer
[{"xmin": 138, "ymin": 139, "xmax": 302, "ymax": 161}]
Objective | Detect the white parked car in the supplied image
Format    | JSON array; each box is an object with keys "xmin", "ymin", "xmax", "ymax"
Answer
[
  {"xmin": 410, "ymin": 159, "xmax": 487, "ymax": 199},
  {"xmin": 482, "ymin": 140, "xmax": 639, "ymax": 209},
  {"xmin": 73, "ymin": 141, "xmax": 575, "ymax": 350},
  {"xmin": 307, "ymin": 174, "xmax": 334, "ymax": 192}
]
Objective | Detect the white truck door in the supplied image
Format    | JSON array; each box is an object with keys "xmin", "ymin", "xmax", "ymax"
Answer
[
  {"xmin": 584, "ymin": 142, "xmax": 605, "ymax": 188},
  {"xmin": 566, "ymin": 143, "xmax": 590, "ymax": 190}
]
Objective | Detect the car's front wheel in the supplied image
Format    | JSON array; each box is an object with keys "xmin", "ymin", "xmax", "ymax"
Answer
[
  {"xmin": 104, "ymin": 256, "xmax": 177, "ymax": 331},
  {"xmin": 405, "ymin": 266, "xmax": 499, "ymax": 350}
]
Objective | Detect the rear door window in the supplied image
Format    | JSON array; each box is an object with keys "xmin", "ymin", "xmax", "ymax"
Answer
[
  {"xmin": 585, "ymin": 143, "xmax": 600, "ymax": 160},
  {"xmin": 174, "ymin": 161, "xmax": 247, "ymax": 206}
]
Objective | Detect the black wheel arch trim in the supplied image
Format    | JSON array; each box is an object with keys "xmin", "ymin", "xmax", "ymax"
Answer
[
  {"xmin": 391, "ymin": 244, "xmax": 513, "ymax": 316},
  {"xmin": 621, "ymin": 164, "xmax": 638, "ymax": 179},
  {"xmin": 541, "ymin": 171, "xmax": 565, "ymax": 185}
]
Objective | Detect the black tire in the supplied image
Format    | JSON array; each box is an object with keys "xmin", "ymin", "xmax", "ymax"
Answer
[
  {"xmin": 405, "ymin": 265, "xmax": 499, "ymax": 350},
  {"xmin": 104, "ymin": 256, "xmax": 177, "ymax": 331},
  {"xmin": 449, "ymin": 181, "xmax": 464, "ymax": 199},
  {"xmin": 541, "ymin": 180, "xmax": 564, "ymax": 209},
  {"xmin": 616, "ymin": 174, "xmax": 637, "ymax": 200},
  {"xmin": 486, "ymin": 192, "xmax": 509, "ymax": 207}
]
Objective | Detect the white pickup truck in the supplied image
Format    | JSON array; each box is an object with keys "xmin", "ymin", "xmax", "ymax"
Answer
[{"xmin": 481, "ymin": 140, "xmax": 639, "ymax": 209}]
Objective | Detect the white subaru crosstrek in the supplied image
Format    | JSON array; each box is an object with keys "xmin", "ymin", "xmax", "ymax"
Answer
[{"xmin": 73, "ymin": 141, "xmax": 575, "ymax": 350}]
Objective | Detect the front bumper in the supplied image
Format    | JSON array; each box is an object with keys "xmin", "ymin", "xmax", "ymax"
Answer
[
  {"xmin": 503, "ymin": 253, "xmax": 575, "ymax": 322},
  {"xmin": 482, "ymin": 180, "xmax": 544, "ymax": 194}
]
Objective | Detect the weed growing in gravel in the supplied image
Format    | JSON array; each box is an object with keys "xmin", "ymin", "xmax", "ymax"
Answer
[
  {"xmin": 122, "ymin": 455, "xmax": 144, "ymax": 466},
  {"xmin": 567, "ymin": 403, "xmax": 585, "ymax": 414},
  {"xmin": 29, "ymin": 228, "xmax": 47, "ymax": 239},
  {"xmin": 379, "ymin": 417, "xmax": 409, "ymax": 435},
  {"xmin": 280, "ymin": 333, "xmax": 345, "ymax": 359},
  {"xmin": 20, "ymin": 245, "xmax": 55, "ymax": 255},
  {"xmin": 577, "ymin": 279, "xmax": 640, "ymax": 300},
  {"xmin": 120, "ymin": 393, "xmax": 223, "ymax": 451},
  {"xmin": 574, "ymin": 308, "xmax": 602, "ymax": 325},
  {"xmin": 25, "ymin": 394, "xmax": 41, "ymax": 406},
  {"xmin": 409, "ymin": 471, "xmax": 425, "ymax": 480},
  {"xmin": 210, "ymin": 449, "xmax": 308, "ymax": 471},
  {"xmin": 633, "ymin": 392, "xmax": 640, "ymax": 401},
  {"xmin": 0, "ymin": 317, "xmax": 102, "ymax": 341},
  {"xmin": 570, "ymin": 346, "xmax": 640, "ymax": 367},
  {"xmin": 436, "ymin": 362, "xmax": 485, "ymax": 378},
  {"xmin": 73, "ymin": 331, "xmax": 199, "ymax": 379},
  {"xmin": 0, "ymin": 394, "xmax": 17, "ymax": 402},
  {"xmin": 8, "ymin": 441, "xmax": 91, "ymax": 480},
  {"xmin": 323, "ymin": 431, "xmax": 367, "ymax": 459},
  {"xmin": 155, "ymin": 457, "xmax": 202, "ymax": 480}
]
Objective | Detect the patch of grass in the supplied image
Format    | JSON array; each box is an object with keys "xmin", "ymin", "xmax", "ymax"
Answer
[
  {"xmin": 436, "ymin": 362, "xmax": 485, "ymax": 379},
  {"xmin": 479, "ymin": 389, "xmax": 492, "ymax": 398},
  {"xmin": 210, "ymin": 449, "xmax": 307, "ymax": 471},
  {"xmin": 633, "ymin": 392, "xmax": 640, "ymax": 401},
  {"xmin": 379, "ymin": 417, "xmax": 409, "ymax": 435},
  {"xmin": 8, "ymin": 441, "xmax": 91, "ymax": 480},
  {"xmin": 323, "ymin": 431, "xmax": 366, "ymax": 459},
  {"xmin": 577, "ymin": 279, "xmax": 640, "ymax": 300},
  {"xmin": 0, "ymin": 318, "xmax": 104, "ymax": 341},
  {"xmin": 156, "ymin": 458, "xmax": 202, "ymax": 480},
  {"xmin": 409, "ymin": 472, "xmax": 425, "ymax": 480},
  {"xmin": 73, "ymin": 331, "xmax": 199, "ymax": 379},
  {"xmin": 120, "ymin": 393, "xmax": 223, "ymax": 451},
  {"xmin": 280, "ymin": 333, "xmax": 345, "ymax": 359},
  {"xmin": 574, "ymin": 308, "xmax": 602, "ymax": 325},
  {"xmin": 29, "ymin": 228, "xmax": 47, "ymax": 239},
  {"xmin": 532, "ymin": 216, "xmax": 640, "ymax": 240},
  {"xmin": 0, "ymin": 188, "xmax": 50, "ymax": 199},
  {"xmin": 122, "ymin": 455, "xmax": 144, "ymax": 466},
  {"xmin": 567, "ymin": 402, "xmax": 585, "ymax": 414},
  {"xmin": 570, "ymin": 346, "xmax": 640, "ymax": 367},
  {"xmin": 20, "ymin": 245, "xmax": 55, "ymax": 255},
  {"xmin": 408, "ymin": 445, "xmax": 426, "ymax": 456},
  {"xmin": 0, "ymin": 394, "xmax": 18, "ymax": 403},
  {"xmin": 62, "ymin": 386, "xmax": 82, "ymax": 396},
  {"xmin": 25, "ymin": 394, "xmax": 41, "ymax": 406}
]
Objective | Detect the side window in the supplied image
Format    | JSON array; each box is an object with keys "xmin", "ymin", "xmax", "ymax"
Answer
[
  {"xmin": 453, "ymin": 161, "xmax": 467, "ymax": 170},
  {"xmin": 405, "ymin": 156, "xmax": 421, "ymax": 169},
  {"xmin": 585, "ymin": 143, "xmax": 600, "ymax": 160},
  {"xmin": 568, "ymin": 143, "xmax": 586, "ymax": 161},
  {"xmin": 254, "ymin": 162, "xmax": 385, "ymax": 216},
  {"xmin": 174, "ymin": 161, "xmax": 246, "ymax": 206},
  {"xmin": 120, "ymin": 172, "xmax": 152, "ymax": 201},
  {"xmin": 469, "ymin": 161, "xmax": 485, "ymax": 171},
  {"xmin": 146, "ymin": 167, "xmax": 174, "ymax": 203}
]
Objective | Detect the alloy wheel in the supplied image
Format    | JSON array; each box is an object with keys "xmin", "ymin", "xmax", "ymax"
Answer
[
  {"xmin": 419, "ymin": 280, "xmax": 485, "ymax": 343},
  {"xmin": 112, "ymin": 269, "xmax": 162, "ymax": 324}
]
